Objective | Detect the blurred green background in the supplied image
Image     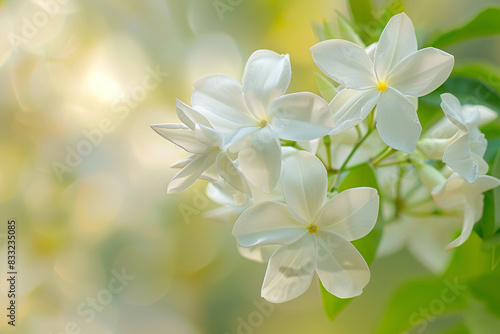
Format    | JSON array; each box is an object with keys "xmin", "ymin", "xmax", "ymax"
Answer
[{"xmin": 1, "ymin": 0, "xmax": 500, "ymax": 333}]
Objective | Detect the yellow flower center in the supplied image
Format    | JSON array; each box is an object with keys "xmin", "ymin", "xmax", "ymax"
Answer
[
  {"xmin": 258, "ymin": 119, "xmax": 269, "ymax": 128},
  {"xmin": 377, "ymin": 81, "xmax": 387, "ymax": 92},
  {"xmin": 307, "ymin": 223, "xmax": 318, "ymax": 234}
]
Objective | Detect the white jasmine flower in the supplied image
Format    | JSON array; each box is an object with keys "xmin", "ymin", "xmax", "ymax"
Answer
[
  {"xmin": 152, "ymin": 99, "xmax": 250, "ymax": 194},
  {"xmin": 419, "ymin": 93, "xmax": 497, "ymax": 183},
  {"xmin": 432, "ymin": 173, "xmax": 500, "ymax": 250},
  {"xmin": 191, "ymin": 50, "xmax": 334, "ymax": 192},
  {"xmin": 311, "ymin": 13, "xmax": 454, "ymax": 153},
  {"xmin": 232, "ymin": 151, "xmax": 379, "ymax": 302}
]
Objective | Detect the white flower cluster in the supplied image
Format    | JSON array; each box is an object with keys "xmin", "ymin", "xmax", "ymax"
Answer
[{"xmin": 152, "ymin": 13, "xmax": 500, "ymax": 303}]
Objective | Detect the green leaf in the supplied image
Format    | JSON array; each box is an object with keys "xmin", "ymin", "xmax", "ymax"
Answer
[
  {"xmin": 442, "ymin": 323, "xmax": 472, "ymax": 334},
  {"xmin": 336, "ymin": 11, "xmax": 365, "ymax": 47},
  {"xmin": 493, "ymin": 246, "xmax": 500, "ymax": 270},
  {"xmin": 416, "ymin": 99, "xmax": 443, "ymax": 132},
  {"xmin": 319, "ymin": 280, "xmax": 351, "ymax": 321},
  {"xmin": 372, "ymin": 0, "xmax": 405, "ymax": 31},
  {"xmin": 375, "ymin": 278, "xmax": 468, "ymax": 334},
  {"xmin": 421, "ymin": 75, "xmax": 500, "ymax": 112},
  {"xmin": 453, "ymin": 62, "xmax": 500, "ymax": 96},
  {"xmin": 377, "ymin": 233, "xmax": 500, "ymax": 333},
  {"xmin": 468, "ymin": 275, "xmax": 500, "ymax": 318},
  {"xmin": 493, "ymin": 146, "xmax": 500, "ymax": 232},
  {"xmin": 314, "ymin": 73, "xmax": 338, "ymax": 102},
  {"xmin": 427, "ymin": 7, "xmax": 500, "ymax": 48},
  {"xmin": 451, "ymin": 63, "xmax": 500, "ymax": 113},
  {"xmin": 463, "ymin": 298, "xmax": 500, "ymax": 334},
  {"xmin": 313, "ymin": 19, "xmax": 338, "ymax": 41},
  {"xmin": 476, "ymin": 190, "xmax": 495, "ymax": 240},
  {"xmin": 485, "ymin": 139, "xmax": 500, "ymax": 165},
  {"xmin": 444, "ymin": 233, "xmax": 492, "ymax": 280},
  {"xmin": 338, "ymin": 163, "xmax": 378, "ymax": 192},
  {"xmin": 479, "ymin": 147, "xmax": 500, "ymax": 270},
  {"xmin": 358, "ymin": 0, "xmax": 405, "ymax": 44},
  {"xmin": 347, "ymin": 0, "xmax": 375, "ymax": 26},
  {"xmin": 320, "ymin": 164, "xmax": 382, "ymax": 321},
  {"xmin": 481, "ymin": 230, "xmax": 500, "ymax": 250}
]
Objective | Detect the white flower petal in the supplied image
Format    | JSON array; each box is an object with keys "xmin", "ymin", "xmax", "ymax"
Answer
[
  {"xmin": 418, "ymin": 138, "xmax": 452, "ymax": 160},
  {"xmin": 200, "ymin": 163, "xmax": 219, "ymax": 181},
  {"xmin": 408, "ymin": 96, "xmax": 419, "ymax": 109},
  {"xmin": 151, "ymin": 123, "xmax": 208, "ymax": 154},
  {"xmin": 376, "ymin": 87, "xmax": 422, "ymax": 153},
  {"xmin": 191, "ymin": 75, "xmax": 256, "ymax": 130},
  {"xmin": 268, "ymin": 92, "xmax": 333, "ymax": 141},
  {"xmin": 464, "ymin": 175, "xmax": 500, "ymax": 217},
  {"xmin": 314, "ymin": 188, "xmax": 379, "ymax": 241},
  {"xmin": 206, "ymin": 181, "xmax": 240, "ymax": 206},
  {"xmin": 311, "ymin": 40, "xmax": 376, "ymax": 89},
  {"xmin": 175, "ymin": 99, "xmax": 212, "ymax": 130},
  {"xmin": 194, "ymin": 124, "xmax": 222, "ymax": 146},
  {"xmin": 232, "ymin": 201, "xmax": 307, "ymax": 247},
  {"xmin": 170, "ymin": 156, "xmax": 193, "ymax": 169},
  {"xmin": 365, "ymin": 42, "xmax": 377, "ymax": 61},
  {"xmin": 216, "ymin": 153, "xmax": 251, "ymax": 195},
  {"xmin": 167, "ymin": 151, "xmax": 218, "ymax": 193},
  {"xmin": 261, "ymin": 235, "xmax": 316, "ymax": 303},
  {"xmin": 224, "ymin": 126, "xmax": 260, "ymax": 152},
  {"xmin": 242, "ymin": 50, "xmax": 291, "ymax": 120},
  {"xmin": 417, "ymin": 164, "xmax": 448, "ymax": 191},
  {"xmin": 443, "ymin": 133, "xmax": 478, "ymax": 183},
  {"xmin": 425, "ymin": 116, "xmax": 459, "ymax": 139},
  {"xmin": 237, "ymin": 244, "xmax": 279, "ymax": 263},
  {"xmin": 374, "ymin": 12, "xmax": 417, "ymax": 81},
  {"xmin": 463, "ymin": 104, "xmax": 498, "ymax": 126},
  {"xmin": 445, "ymin": 205, "xmax": 475, "ymax": 250},
  {"xmin": 238, "ymin": 125, "xmax": 282, "ymax": 192},
  {"xmin": 432, "ymin": 173, "xmax": 467, "ymax": 209},
  {"xmin": 432, "ymin": 173, "xmax": 499, "ymax": 218},
  {"xmin": 203, "ymin": 205, "xmax": 242, "ymax": 223},
  {"xmin": 282, "ymin": 151, "xmax": 327, "ymax": 222},
  {"xmin": 387, "ymin": 47, "xmax": 454, "ymax": 97},
  {"xmin": 298, "ymin": 138, "xmax": 321, "ymax": 155},
  {"xmin": 440, "ymin": 93, "xmax": 468, "ymax": 131},
  {"xmin": 329, "ymin": 88, "xmax": 379, "ymax": 135},
  {"xmin": 316, "ymin": 232, "xmax": 370, "ymax": 298}
]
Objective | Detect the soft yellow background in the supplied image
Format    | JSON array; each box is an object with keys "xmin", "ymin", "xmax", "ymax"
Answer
[{"xmin": 0, "ymin": 0, "xmax": 499, "ymax": 333}]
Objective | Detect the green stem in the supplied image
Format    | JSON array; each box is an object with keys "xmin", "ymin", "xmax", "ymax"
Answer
[
  {"xmin": 394, "ymin": 166, "xmax": 405, "ymax": 219},
  {"xmin": 355, "ymin": 125, "xmax": 362, "ymax": 140},
  {"xmin": 329, "ymin": 127, "xmax": 374, "ymax": 192},
  {"xmin": 281, "ymin": 140, "xmax": 307, "ymax": 151},
  {"xmin": 340, "ymin": 146, "xmax": 393, "ymax": 172},
  {"xmin": 323, "ymin": 136, "xmax": 332, "ymax": 170},
  {"xmin": 372, "ymin": 147, "xmax": 395, "ymax": 166},
  {"xmin": 376, "ymin": 159, "xmax": 410, "ymax": 168}
]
